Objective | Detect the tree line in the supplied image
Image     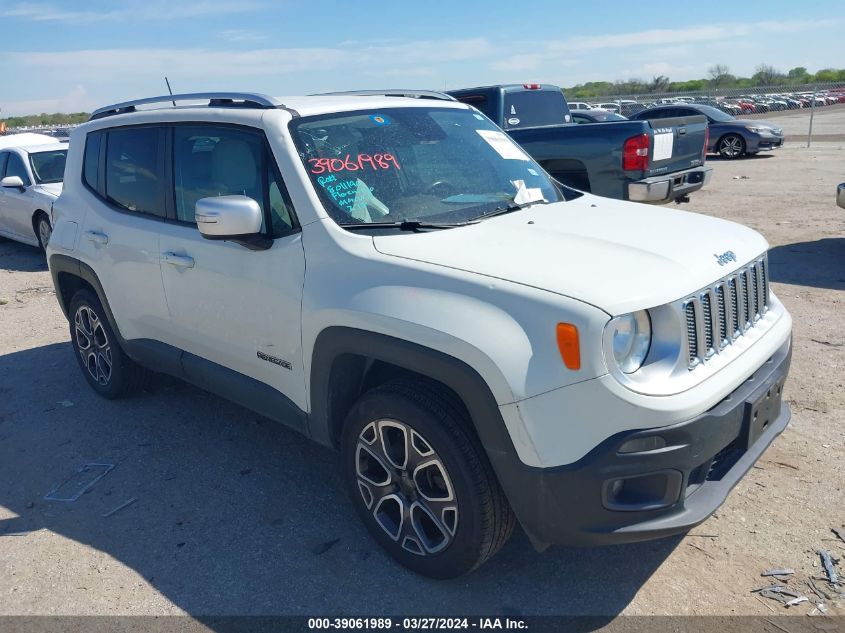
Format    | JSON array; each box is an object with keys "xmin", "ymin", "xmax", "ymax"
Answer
[
  {"xmin": 565, "ymin": 64, "xmax": 845, "ymax": 99},
  {"xmin": 1, "ymin": 112, "xmax": 89, "ymax": 129}
]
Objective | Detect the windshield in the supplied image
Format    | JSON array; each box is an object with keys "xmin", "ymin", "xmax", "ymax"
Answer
[
  {"xmin": 696, "ymin": 105, "xmax": 735, "ymax": 122},
  {"xmin": 29, "ymin": 149, "xmax": 67, "ymax": 184},
  {"xmin": 289, "ymin": 107, "xmax": 563, "ymax": 228}
]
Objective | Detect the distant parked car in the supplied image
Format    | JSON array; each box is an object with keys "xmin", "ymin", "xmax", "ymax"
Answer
[
  {"xmin": 0, "ymin": 140, "xmax": 68, "ymax": 249},
  {"xmin": 630, "ymin": 103, "xmax": 784, "ymax": 159},
  {"xmin": 592, "ymin": 102, "xmax": 621, "ymax": 113},
  {"xmin": 570, "ymin": 109, "xmax": 628, "ymax": 123},
  {"xmin": 568, "ymin": 101, "xmax": 594, "ymax": 110},
  {"xmin": 838, "ymin": 183, "xmax": 845, "ymax": 209}
]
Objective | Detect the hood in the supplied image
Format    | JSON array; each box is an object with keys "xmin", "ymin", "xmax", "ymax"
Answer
[
  {"xmin": 34, "ymin": 182, "xmax": 62, "ymax": 198},
  {"xmin": 372, "ymin": 194, "xmax": 768, "ymax": 316}
]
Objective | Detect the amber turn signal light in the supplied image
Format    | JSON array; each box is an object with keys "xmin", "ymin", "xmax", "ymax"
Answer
[{"xmin": 556, "ymin": 323, "xmax": 580, "ymax": 370}]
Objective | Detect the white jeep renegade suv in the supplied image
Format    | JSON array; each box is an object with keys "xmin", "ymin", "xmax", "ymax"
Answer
[{"xmin": 47, "ymin": 92, "xmax": 792, "ymax": 578}]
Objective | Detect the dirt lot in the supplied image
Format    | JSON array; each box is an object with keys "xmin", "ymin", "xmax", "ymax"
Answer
[{"xmin": 0, "ymin": 140, "xmax": 843, "ymax": 620}]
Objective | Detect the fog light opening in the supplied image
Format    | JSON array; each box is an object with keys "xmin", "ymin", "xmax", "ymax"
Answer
[{"xmin": 618, "ymin": 435, "xmax": 667, "ymax": 454}]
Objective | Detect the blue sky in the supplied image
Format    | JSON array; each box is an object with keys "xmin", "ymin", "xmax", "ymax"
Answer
[{"xmin": 0, "ymin": 0, "xmax": 843, "ymax": 116}]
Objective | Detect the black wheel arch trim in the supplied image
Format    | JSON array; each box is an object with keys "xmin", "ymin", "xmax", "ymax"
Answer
[{"xmin": 308, "ymin": 327, "xmax": 541, "ymax": 535}]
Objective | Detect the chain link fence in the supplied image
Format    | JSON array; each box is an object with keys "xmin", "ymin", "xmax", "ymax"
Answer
[{"xmin": 570, "ymin": 82, "xmax": 845, "ymax": 146}]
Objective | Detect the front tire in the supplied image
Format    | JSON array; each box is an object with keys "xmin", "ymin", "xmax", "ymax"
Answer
[
  {"xmin": 34, "ymin": 212, "xmax": 52, "ymax": 251},
  {"xmin": 718, "ymin": 134, "xmax": 746, "ymax": 159},
  {"xmin": 341, "ymin": 379, "xmax": 515, "ymax": 578},
  {"xmin": 68, "ymin": 289, "xmax": 150, "ymax": 398}
]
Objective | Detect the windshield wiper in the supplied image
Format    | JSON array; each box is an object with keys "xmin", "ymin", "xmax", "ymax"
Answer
[
  {"xmin": 339, "ymin": 220, "xmax": 478, "ymax": 232},
  {"xmin": 470, "ymin": 197, "xmax": 553, "ymax": 222}
]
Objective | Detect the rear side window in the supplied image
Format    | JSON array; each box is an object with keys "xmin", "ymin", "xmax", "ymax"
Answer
[
  {"xmin": 83, "ymin": 132, "xmax": 103, "ymax": 192},
  {"xmin": 105, "ymin": 127, "xmax": 165, "ymax": 217},
  {"xmin": 173, "ymin": 125, "xmax": 296, "ymax": 236}
]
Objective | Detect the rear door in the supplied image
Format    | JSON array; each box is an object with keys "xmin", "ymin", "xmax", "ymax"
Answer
[{"xmin": 77, "ymin": 126, "xmax": 172, "ymax": 344}]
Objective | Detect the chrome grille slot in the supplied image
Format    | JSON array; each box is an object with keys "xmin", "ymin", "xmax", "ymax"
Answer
[
  {"xmin": 729, "ymin": 277, "xmax": 739, "ymax": 336},
  {"xmin": 750, "ymin": 263, "xmax": 760, "ymax": 320},
  {"xmin": 682, "ymin": 254, "xmax": 771, "ymax": 370},
  {"xmin": 760, "ymin": 258, "xmax": 769, "ymax": 309},
  {"xmin": 715, "ymin": 284, "xmax": 728, "ymax": 347},
  {"xmin": 685, "ymin": 300, "xmax": 698, "ymax": 365},
  {"xmin": 701, "ymin": 291, "xmax": 714, "ymax": 355},
  {"xmin": 739, "ymin": 271, "xmax": 749, "ymax": 329}
]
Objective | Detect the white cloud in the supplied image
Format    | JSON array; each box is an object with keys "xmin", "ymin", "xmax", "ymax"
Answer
[
  {"xmin": 1, "ymin": 1, "xmax": 266, "ymax": 22},
  {"xmin": 1, "ymin": 85, "xmax": 96, "ymax": 117},
  {"xmin": 218, "ymin": 29, "xmax": 268, "ymax": 43},
  {"xmin": 544, "ymin": 19, "xmax": 838, "ymax": 53}
]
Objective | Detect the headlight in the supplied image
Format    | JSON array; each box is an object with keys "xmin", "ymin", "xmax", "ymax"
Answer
[
  {"xmin": 746, "ymin": 125, "xmax": 765, "ymax": 133},
  {"xmin": 608, "ymin": 311, "xmax": 651, "ymax": 373}
]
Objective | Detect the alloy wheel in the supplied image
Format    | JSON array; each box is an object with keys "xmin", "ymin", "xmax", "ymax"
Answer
[
  {"xmin": 74, "ymin": 305, "xmax": 112, "ymax": 385},
  {"xmin": 355, "ymin": 420, "xmax": 458, "ymax": 556},
  {"xmin": 38, "ymin": 219, "xmax": 52, "ymax": 248},
  {"xmin": 719, "ymin": 135, "xmax": 744, "ymax": 158}
]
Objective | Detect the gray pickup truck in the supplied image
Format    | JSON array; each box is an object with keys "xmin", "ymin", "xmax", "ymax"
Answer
[{"xmin": 447, "ymin": 84, "xmax": 712, "ymax": 204}]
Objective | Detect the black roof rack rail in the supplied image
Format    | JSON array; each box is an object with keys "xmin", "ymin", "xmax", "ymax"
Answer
[
  {"xmin": 315, "ymin": 89, "xmax": 457, "ymax": 102},
  {"xmin": 89, "ymin": 92, "xmax": 283, "ymax": 121}
]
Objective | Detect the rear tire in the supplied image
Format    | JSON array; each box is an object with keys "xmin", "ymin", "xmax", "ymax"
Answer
[
  {"xmin": 341, "ymin": 379, "xmax": 515, "ymax": 578},
  {"xmin": 68, "ymin": 289, "xmax": 151, "ymax": 398},
  {"xmin": 34, "ymin": 212, "xmax": 52, "ymax": 251}
]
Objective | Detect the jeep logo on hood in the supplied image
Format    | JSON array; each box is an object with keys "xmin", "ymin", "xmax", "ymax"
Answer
[{"xmin": 714, "ymin": 250, "xmax": 737, "ymax": 266}]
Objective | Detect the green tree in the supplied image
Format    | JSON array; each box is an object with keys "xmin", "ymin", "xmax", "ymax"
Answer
[{"xmin": 752, "ymin": 64, "xmax": 785, "ymax": 86}]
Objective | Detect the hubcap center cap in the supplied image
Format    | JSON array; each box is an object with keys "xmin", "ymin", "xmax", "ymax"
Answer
[{"xmin": 399, "ymin": 471, "xmax": 416, "ymax": 498}]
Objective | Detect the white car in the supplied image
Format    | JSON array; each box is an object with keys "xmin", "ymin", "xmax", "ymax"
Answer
[
  {"xmin": 0, "ymin": 140, "xmax": 68, "ymax": 249},
  {"xmin": 568, "ymin": 101, "xmax": 594, "ymax": 110},
  {"xmin": 47, "ymin": 92, "xmax": 792, "ymax": 578}
]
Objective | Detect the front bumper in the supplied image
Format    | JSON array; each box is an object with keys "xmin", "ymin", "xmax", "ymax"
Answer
[
  {"xmin": 505, "ymin": 341, "xmax": 791, "ymax": 548},
  {"xmin": 627, "ymin": 165, "xmax": 712, "ymax": 203},
  {"xmin": 749, "ymin": 136, "xmax": 784, "ymax": 152}
]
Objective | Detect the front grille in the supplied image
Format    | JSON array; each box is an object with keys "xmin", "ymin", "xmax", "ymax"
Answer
[{"xmin": 684, "ymin": 255, "xmax": 770, "ymax": 368}]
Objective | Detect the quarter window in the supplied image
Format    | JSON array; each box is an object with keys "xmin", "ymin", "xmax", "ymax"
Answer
[
  {"xmin": 83, "ymin": 131, "xmax": 103, "ymax": 192},
  {"xmin": 173, "ymin": 125, "xmax": 295, "ymax": 236},
  {"xmin": 105, "ymin": 127, "xmax": 165, "ymax": 217}
]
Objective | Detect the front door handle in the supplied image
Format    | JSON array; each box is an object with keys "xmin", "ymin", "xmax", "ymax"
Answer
[
  {"xmin": 162, "ymin": 252, "xmax": 195, "ymax": 269},
  {"xmin": 84, "ymin": 230, "xmax": 109, "ymax": 245}
]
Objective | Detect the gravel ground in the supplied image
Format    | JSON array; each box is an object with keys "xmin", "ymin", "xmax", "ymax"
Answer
[{"xmin": 0, "ymin": 139, "xmax": 843, "ymax": 620}]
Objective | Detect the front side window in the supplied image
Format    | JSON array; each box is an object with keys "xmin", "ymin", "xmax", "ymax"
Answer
[
  {"xmin": 0, "ymin": 152, "xmax": 9, "ymax": 178},
  {"xmin": 290, "ymin": 107, "xmax": 563, "ymax": 229},
  {"xmin": 29, "ymin": 149, "xmax": 68, "ymax": 184},
  {"xmin": 6, "ymin": 153, "xmax": 31, "ymax": 186},
  {"xmin": 105, "ymin": 127, "xmax": 164, "ymax": 216},
  {"xmin": 173, "ymin": 125, "xmax": 295, "ymax": 236}
]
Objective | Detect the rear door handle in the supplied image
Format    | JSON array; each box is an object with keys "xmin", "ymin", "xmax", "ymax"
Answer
[
  {"xmin": 84, "ymin": 230, "xmax": 109, "ymax": 245},
  {"xmin": 162, "ymin": 252, "xmax": 195, "ymax": 269}
]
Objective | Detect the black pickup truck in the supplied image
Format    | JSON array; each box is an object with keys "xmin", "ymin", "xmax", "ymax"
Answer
[{"xmin": 446, "ymin": 84, "xmax": 712, "ymax": 204}]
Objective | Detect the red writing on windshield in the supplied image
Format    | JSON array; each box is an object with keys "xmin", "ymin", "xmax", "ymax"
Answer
[{"xmin": 309, "ymin": 153, "xmax": 401, "ymax": 175}]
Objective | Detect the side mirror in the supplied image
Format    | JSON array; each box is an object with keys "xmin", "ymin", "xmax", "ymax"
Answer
[
  {"xmin": 1, "ymin": 176, "xmax": 25, "ymax": 189},
  {"xmin": 837, "ymin": 183, "xmax": 845, "ymax": 210},
  {"xmin": 195, "ymin": 195, "xmax": 271, "ymax": 251}
]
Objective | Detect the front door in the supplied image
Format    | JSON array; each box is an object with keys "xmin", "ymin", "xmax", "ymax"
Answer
[{"xmin": 157, "ymin": 124, "xmax": 307, "ymax": 414}]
